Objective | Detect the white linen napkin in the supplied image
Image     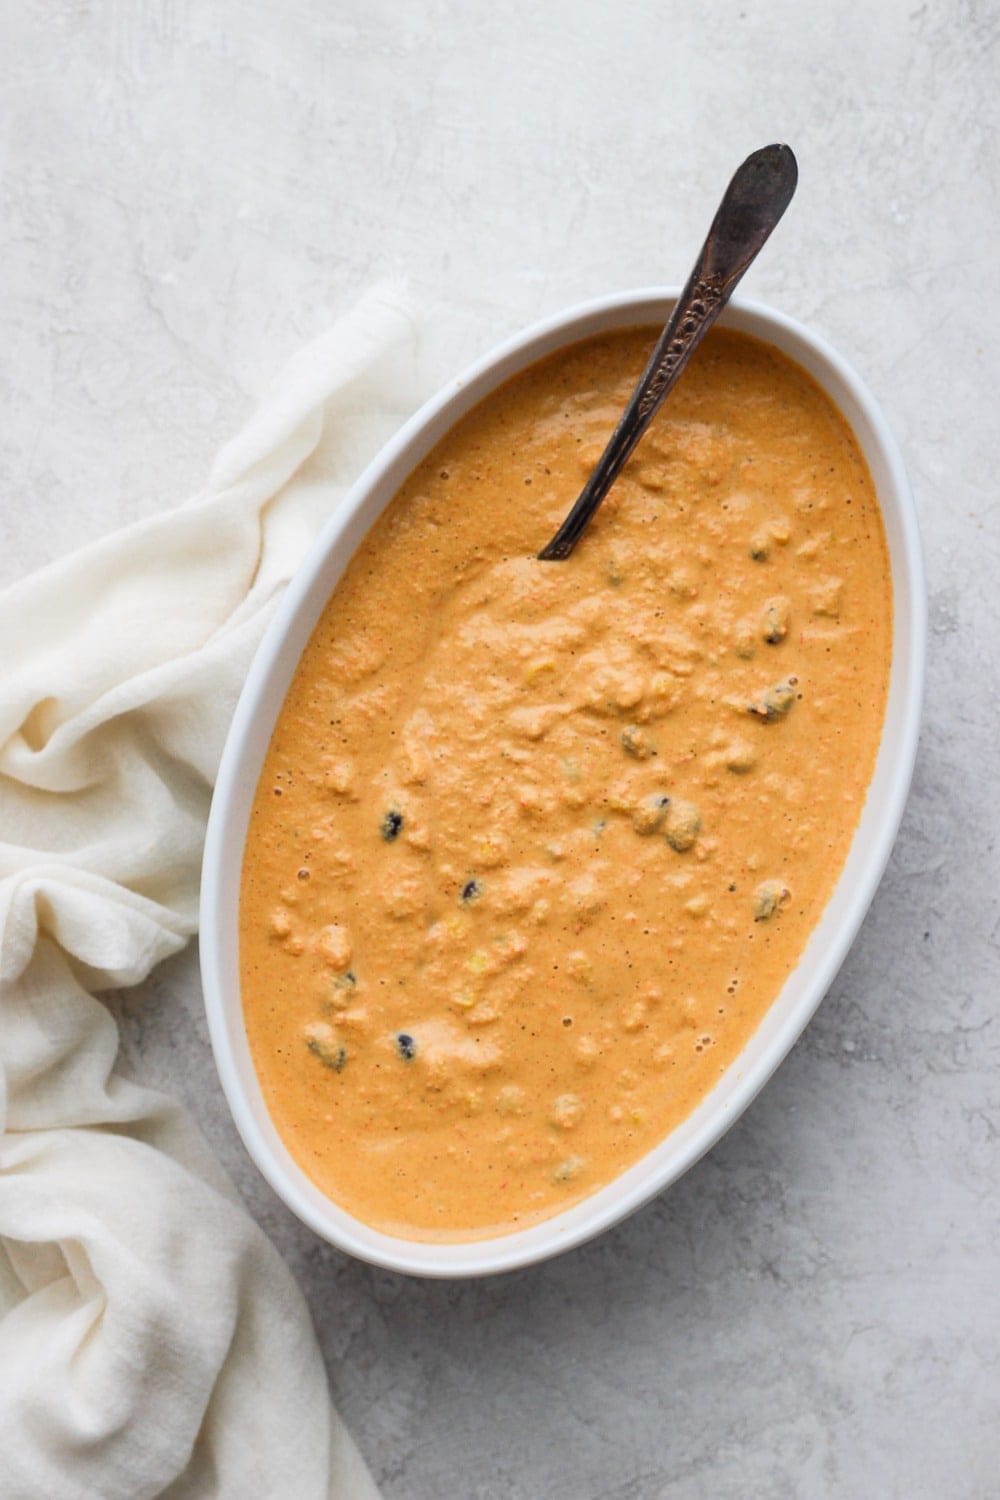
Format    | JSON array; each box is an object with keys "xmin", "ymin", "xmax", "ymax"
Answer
[{"xmin": 0, "ymin": 283, "xmax": 421, "ymax": 1499}]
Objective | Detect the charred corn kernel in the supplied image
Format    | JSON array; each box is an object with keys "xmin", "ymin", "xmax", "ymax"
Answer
[
  {"xmin": 664, "ymin": 800, "xmax": 702, "ymax": 852},
  {"xmin": 754, "ymin": 879, "xmax": 790, "ymax": 921},
  {"xmin": 632, "ymin": 793, "xmax": 671, "ymax": 835},
  {"xmin": 761, "ymin": 595, "xmax": 791, "ymax": 644},
  {"xmin": 315, "ymin": 924, "xmax": 352, "ymax": 969},
  {"xmin": 524, "ymin": 657, "xmax": 556, "ymax": 685},
  {"xmin": 621, "ymin": 724, "xmax": 656, "ymax": 760},
  {"xmin": 745, "ymin": 677, "xmax": 798, "ymax": 721},
  {"xmin": 303, "ymin": 1023, "xmax": 347, "ymax": 1072},
  {"xmin": 550, "ymin": 1093, "xmax": 584, "ymax": 1130}
]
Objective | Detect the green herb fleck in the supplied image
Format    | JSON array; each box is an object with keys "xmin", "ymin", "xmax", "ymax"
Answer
[{"xmin": 306, "ymin": 1037, "xmax": 348, "ymax": 1072}]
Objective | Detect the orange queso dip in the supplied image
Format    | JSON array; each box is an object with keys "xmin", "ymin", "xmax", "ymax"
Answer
[{"xmin": 240, "ymin": 326, "xmax": 892, "ymax": 1242}]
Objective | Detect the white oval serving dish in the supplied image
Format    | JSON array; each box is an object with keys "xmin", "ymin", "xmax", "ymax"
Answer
[{"xmin": 200, "ymin": 289, "xmax": 925, "ymax": 1278}]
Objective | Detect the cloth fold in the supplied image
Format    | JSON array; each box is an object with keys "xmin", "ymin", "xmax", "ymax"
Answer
[{"xmin": 0, "ymin": 283, "xmax": 421, "ymax": 1498}]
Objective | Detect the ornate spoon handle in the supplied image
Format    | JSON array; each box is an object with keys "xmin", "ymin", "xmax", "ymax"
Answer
[{"xmin": 538, "ymin": 143, "xmax": 798, "ymax": 561}]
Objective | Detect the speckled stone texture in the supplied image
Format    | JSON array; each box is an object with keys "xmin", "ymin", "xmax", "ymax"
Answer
[{"xmin": 3, "ymin": 3, "xmax": 998, "ymax": 1496}]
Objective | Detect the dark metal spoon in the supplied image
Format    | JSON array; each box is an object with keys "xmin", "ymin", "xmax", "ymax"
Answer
[{"xmin": 538, "ymin": 144, "xmax": 798, "ymax": 561}]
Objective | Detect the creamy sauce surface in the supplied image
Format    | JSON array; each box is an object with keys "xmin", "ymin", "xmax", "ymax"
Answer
[{"xmin": 240, "ymin": 328, "xmax": 892, "ymax": 1241}]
